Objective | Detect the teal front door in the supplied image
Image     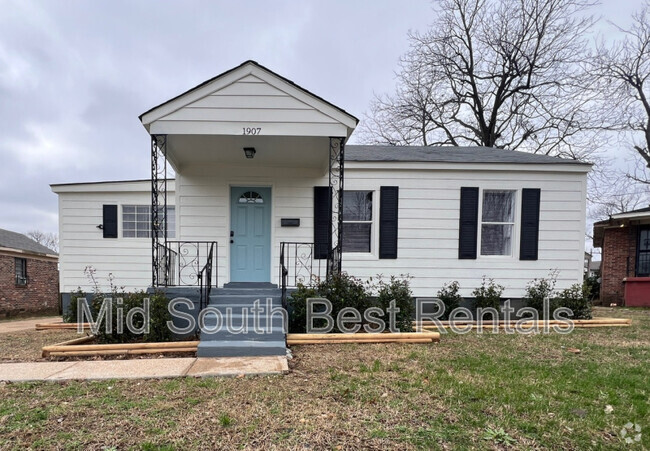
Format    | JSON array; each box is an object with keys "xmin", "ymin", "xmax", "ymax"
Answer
[{"xmin": 230, "ymin": 187, "xmax": 272, "ymax": 283}]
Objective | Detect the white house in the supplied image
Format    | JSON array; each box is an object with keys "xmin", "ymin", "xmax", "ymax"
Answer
[
  {"xmin": 51, "ymin": 61, "xmax": 589, "ymax": 355},
  {"xmin": 52, "ymin": 60, "xmax": 590, "ymax": 299}
]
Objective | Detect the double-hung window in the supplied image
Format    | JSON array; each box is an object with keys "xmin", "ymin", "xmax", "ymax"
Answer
[
  {"xmin": 15, "ymin": 257, "xmax": 27, "ymax": 286},
  {"xmin": 342, "ymin": 191, "xmax": 373, "ymax": 253},
  {"xmin": 480, "ymin": 190, "xmax": 516, "ymax": 256},
  {"xmin": 122, "ymin": 205, "xmax": 176, "ymax": 238}
]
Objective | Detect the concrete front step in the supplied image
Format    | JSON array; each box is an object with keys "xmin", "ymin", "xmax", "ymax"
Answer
[
  {"xmin": 197, "ymin": 340, "xmax": 287, "ymax": 357},
  {"xmin": 201, "ymin": 330, "xmax": 286, "ymax": 341},
  {"xmin": 199, "ymin": 287, "xmax": 287, "ymax": 357}
]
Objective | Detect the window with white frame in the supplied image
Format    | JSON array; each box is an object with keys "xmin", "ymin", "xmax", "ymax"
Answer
[
  {"xmin": 342, "ymin": 191, "xmax": 373, "ymax": 253},
  {"xmin": 480, "ymin": 190, "xmax": 515, "ymax": 256},
  {"xmin": 122, "ymin": 205, "xmax": 176, "ymax": 238}
]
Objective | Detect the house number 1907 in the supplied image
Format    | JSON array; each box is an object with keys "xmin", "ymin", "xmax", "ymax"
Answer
[{"xmin": 242, "ymin": 127, "xmax": 261, "ymax": 135}]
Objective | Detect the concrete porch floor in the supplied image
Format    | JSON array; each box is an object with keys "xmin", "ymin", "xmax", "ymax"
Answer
[{"xmin": 0, "ymin": 356, "xmax": 288, "ymax": 382}]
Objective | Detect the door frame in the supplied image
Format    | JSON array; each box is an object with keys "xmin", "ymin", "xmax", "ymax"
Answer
[{"xmin": 227, "ymin": 183, "xmax": 274, "ymax": 284}]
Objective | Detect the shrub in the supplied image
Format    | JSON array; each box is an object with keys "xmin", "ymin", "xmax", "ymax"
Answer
[
  {"xmin": 376, "ymin": 275, "xmax": 414, "ymax": 332},
  {"xmin": 437, "ymin": 281, "xmax": 463, "ymax": 320},
  {"xmin": 472, "ymin": 277, "xmax": 504, "ymax": 311},
  {"xmin": 286, "ymin": 273, "xmax": 414, "ymax": 332},
  {"xmin": 286, "ymin": 283, "xmax": 318, "ymax": 333},
  {"xmin": 557, "ymin": 283, "xmax": 592, "ymax": 320},
  {"xmin": 317, "ymin": 273, "xmax": 370, "ymax": 325},
  {"xmin": 64, "ymin": 287, "xmax": 93, "ymax": 323},
  {"xmin": 65, "ymin": 267, "xmax": 173, "ymax": 343},
  {"xmin": 583, "ymin": 274, "xmax": 600, "ymax": 302},
  {"xmin": 523, "ymin": 271, "xmax": 559, "ymax": 317},
  {"xmin": 92, "ymin": 290, "xmax": 173, "ymax": 344}
]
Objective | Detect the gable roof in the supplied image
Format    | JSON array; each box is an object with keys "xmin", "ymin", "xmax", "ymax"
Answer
[
  {"xmin": 0, "ymin": 228, "xmax": 57, "ymax": 256},
  {"xmin": 345, "ymin": 145, "xmax": 591, "ymax": 165},
  {"xmin": 139, "ymin": 60, "xmax": 359, "ymax": 132}
]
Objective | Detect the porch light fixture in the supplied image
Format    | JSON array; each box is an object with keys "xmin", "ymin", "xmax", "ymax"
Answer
[{"xmin": 243, "ymin": 147, "xmax": 256, "ymax": 159}]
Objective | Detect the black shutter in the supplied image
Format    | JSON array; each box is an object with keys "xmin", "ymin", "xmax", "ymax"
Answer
[
  {"xmin": 379, "ymin": 186, "xmax": 399, "ymax": 259},
  {"xmin": 520, "ymin": 188, "xmax": 541, "ymax": 260},
  {"xmin": 313, "ymin": 187, "xmax": 331, "ymax": 259},
  {"xmin": 102, "ymin": 205, "xmax": 118, "ymax": 239},
  {"xmin": 458, "ymin": 187, "xmax": 479, "ymax": 259}
]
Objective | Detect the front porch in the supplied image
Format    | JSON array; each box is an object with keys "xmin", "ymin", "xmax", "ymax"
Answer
[
  {"xmin": 141, "ymin": 61, "xmax": 359, "ymax": 296},
  {"xmin": 138, "ymin": 61, "xmax": 358, "ymax": 356}
]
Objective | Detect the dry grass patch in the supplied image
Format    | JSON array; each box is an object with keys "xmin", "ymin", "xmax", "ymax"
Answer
[
  {"xmin": 0, "ymin": 308, "xmax": 647, "ymax": 449},
  {"xmin": 0, "ymin": 330, "xmax": 83, "ymax": 362}
]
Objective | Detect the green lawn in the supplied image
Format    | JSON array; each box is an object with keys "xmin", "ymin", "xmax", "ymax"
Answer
[{"xmin": 0, "ymin": 307, "xmax": 648, "ymax": 450}]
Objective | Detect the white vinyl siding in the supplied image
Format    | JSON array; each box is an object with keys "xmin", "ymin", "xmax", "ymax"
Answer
[
  {"xmin": 54, "ymin": 163, "xmax": 587, "ymax": 299},
  {"xmin": 148, "ymin": 70, "xmax": 352, "ymax": 137},
  {"xmin": 54, "ymin": 181, "xmax": 175, "ymax": 292},
  {"xmin": 342, "ymin": 166, "xmax": 587, "ymax": 298}
]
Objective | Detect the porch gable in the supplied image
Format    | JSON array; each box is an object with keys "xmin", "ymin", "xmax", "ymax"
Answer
[{"xmin": 140, "ymin": 60, "xmax": 358, "ymax": 138}]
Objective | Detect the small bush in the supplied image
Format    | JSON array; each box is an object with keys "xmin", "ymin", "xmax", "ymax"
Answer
[
  {"xmin": 376, "ymin": 275, "xmax": 414, "ymax": 332},
  {"xmin": 583, "ymin": 274, "xmax": 600, "ymax": 302},
  {"xmin": 286, "ymin": 283, "xmax": 318, "ymax": 333},
  {"xmin": 472, "ymin": 277, "xmax": 504, "ymax": 311},
  {"xmin": 66, "ymin": 267, "xmax": 173, "ymax": 343},
  {"xmin": 437, "ymin": 281, "xmax": 463, "ymax": 320},
  {"xmin": 317, "ymin": 273, "xmax": 370, "ymax": 324},
  {"xmin": 287, "ymin": 273, "xmax": 414, "ymax": 332},
  {"xmin": 92, "ymin": 290, "xmax": 173, "ymax": 344},
  {"xmin": 557, "ymin": 283, "xmax": 592, "ymax": 319},
  {"xmin": 523, "ymin": 271, "xmax": 559, "ymax": 316}
]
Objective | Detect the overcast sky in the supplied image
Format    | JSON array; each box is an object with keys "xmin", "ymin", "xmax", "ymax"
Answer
[{"xmin": 0, "ymin": 0, "xmax": 641, "ymax": 235}]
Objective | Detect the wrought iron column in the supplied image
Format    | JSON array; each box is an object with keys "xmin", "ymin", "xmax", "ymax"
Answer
[
  {"xmin": 151, "ymin": 134, "xmax": 168, "ymax": 287},
  {"xmin": 328, "ymin": 137, "xmax": 345, "ymax": 277}
]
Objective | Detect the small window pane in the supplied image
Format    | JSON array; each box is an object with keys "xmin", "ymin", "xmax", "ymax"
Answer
[
  {"xmin": 239, "ymin": 191, "xmax": 263, "ymax": 203},
  {"xmin": 343, "ymin": 191, "xmax": 372, "ymax": 221},
  {"xmin": 15, "ymin": 258, "xmax": 27, "ymax": 285},
  {"xmin": 481, "ymin": 224, "xmax": 513, "ymax": 256},
  {"xmin": 640, "ymin": 229, "xmax": 650, "ymax": 251},
  {"xmin": 482, "ymin": 190, "xmax": 515, "ymax": 223},
  {"xmin": 638, "ymin": 253, "xmax": 650, "ymax": 276},
  {"xmin": 342, "ymin": 223, "xmax": 371, "ymax": 252}
]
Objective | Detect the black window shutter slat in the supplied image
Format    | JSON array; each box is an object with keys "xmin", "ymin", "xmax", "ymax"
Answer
[
  {"xmin": 458, "ymin": 187, "xmax": 479, "ymax": 259},
  {"xmin": 520, "ymin": 188, "xmax": 541, "ymax": 261},
  {"xmin": 379, "ymin": 186, "xmax": 399, "ymax": 259},
  {"xmin": 313, "ymin": 187, "xmax": 331, "ymax": 259},
  {"xmin": 102, "ymin": 205, "xmax": 118, "ymax": 239}
]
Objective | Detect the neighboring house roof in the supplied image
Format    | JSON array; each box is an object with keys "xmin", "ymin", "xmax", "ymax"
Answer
[
  {"xmin": 592, "ymin": 206, "xmax": 650, "ymax": 248},
  {"xmin": 602, "ymin": 206, "xmax": 650, "ymax": 221},
  {"xmin": 589, "ymin": 261, "xmax": 601, "ymax": 272},
  {"xmin": 345, "ymin": 145, "xmax": 591, "ymax": 165},
  {"xmin": 0, "ymin": 228, "xmax": 57, "ymax": 256}
]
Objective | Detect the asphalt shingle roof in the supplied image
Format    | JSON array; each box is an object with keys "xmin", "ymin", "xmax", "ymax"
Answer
[
  {"xmin": 0, "ymin": 228, "xmax": 57, "ymax": 255},
  {"xmin": 344, "ymin": 145, "xmax": 590, "ymax": 165}
]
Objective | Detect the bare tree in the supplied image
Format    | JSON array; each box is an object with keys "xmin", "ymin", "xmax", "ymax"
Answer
[
  {"xmin": 26, "ymin": 230, "xmax": 59, "ymax": 253},
  {"xmin": 359, "ymin": 0, "xmax": 602, "ymax": 160},
  {"xmin": 593, "ymin": 2, "xmax": 650, "ymax": 182}
]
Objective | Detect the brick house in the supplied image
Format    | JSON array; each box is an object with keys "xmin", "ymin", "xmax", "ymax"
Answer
[
  {"xmin": 593, "ymin": 207, "xmax": 650, "ymax": 307},
  {"xmin": 0, "ymin": 228, "xmax": 59, "ymax": 317}
]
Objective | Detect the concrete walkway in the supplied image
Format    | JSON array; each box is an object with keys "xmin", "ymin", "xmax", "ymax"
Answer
[
  {"xmin": 0, "ymin": 316, "xmax": 60, "ymax": 334},
  {"xmin": 0, "ymin": 356, "xmax": 289, "ymax": 382}
]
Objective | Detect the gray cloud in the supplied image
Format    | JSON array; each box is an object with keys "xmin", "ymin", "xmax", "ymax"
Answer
[{"xmin": 0, "ymin": 0, "xmax": 638, "ymax": 234}]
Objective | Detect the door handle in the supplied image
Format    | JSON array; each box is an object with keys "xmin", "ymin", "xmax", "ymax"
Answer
[
  {"xmin": 230, "ymin": 239, "xmax": 234, "ymax": 244},
  {"xmin": 230, "ymin": 230, "xmax": 234, "ymax": 237}
]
